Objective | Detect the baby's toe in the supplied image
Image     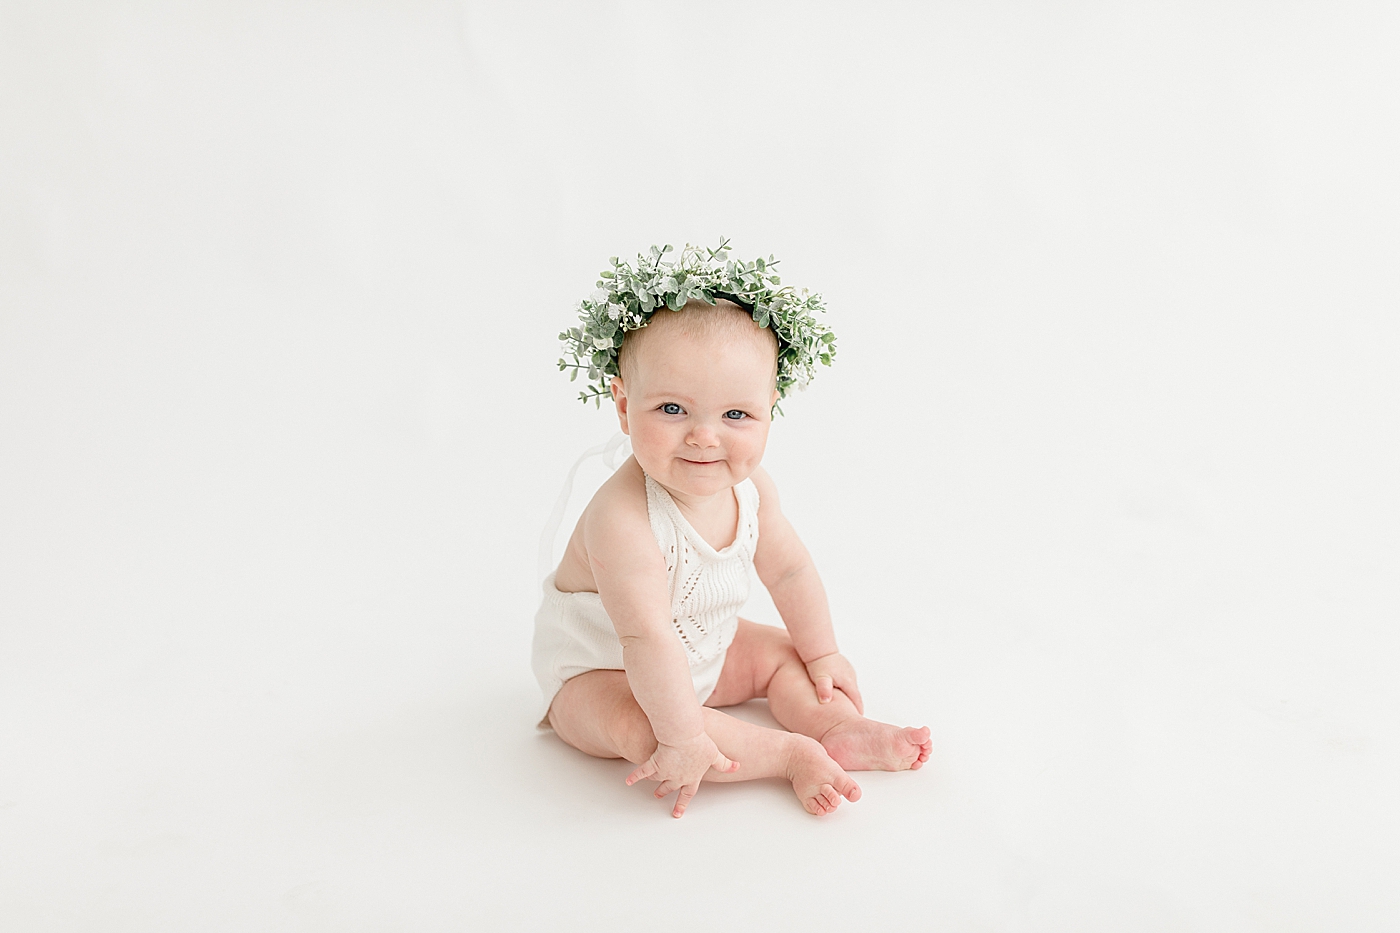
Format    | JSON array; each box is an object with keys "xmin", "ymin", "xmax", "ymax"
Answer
[
  {"xmin": 836, "ymin": 773, "xmax": 862, "ymax": 802},
  {"xmin": 903, "ymin": 727, "xmax": 934, "ymax": 768}
]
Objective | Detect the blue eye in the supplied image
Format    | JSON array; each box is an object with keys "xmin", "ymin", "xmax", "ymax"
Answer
[
  {"xmin": 724, "ymin": 410, "xmax": 747, "ymax": 420},
  {"xmin": 661, "ymin": 403, "xmax": 683, "ymax": 415}
]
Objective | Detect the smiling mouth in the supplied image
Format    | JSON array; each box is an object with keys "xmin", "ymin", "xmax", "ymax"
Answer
[{"xmin": 682, "ymin": 458, "xmax": 721, "ymax": 464}]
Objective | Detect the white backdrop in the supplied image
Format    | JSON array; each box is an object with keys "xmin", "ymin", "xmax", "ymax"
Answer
[{"xmin": 2, "ymin": 2, "xmax": 1397, "ymax": 930}]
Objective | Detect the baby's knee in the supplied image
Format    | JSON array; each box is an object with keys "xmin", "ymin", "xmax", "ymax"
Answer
[
  {"xmin": 602, "ymin": 690, "xmax": 658, "ymax": 762},
  {"xmin": 749, "ymin": 625, "xmax": 804, "ymax": 686},
  {"xmin": 550, "ymin": 672, "xmax": 653, "ymax": 761}
]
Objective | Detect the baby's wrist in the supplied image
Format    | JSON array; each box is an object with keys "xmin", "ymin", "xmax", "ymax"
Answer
[{"xmin": 801, "ymin": 648, "xmax": 841, "ymax": 666}]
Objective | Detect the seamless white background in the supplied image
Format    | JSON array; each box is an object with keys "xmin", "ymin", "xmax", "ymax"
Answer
[{"xmin": 2, "ymin": 2, "xmax": 1397, "ymax": 930}]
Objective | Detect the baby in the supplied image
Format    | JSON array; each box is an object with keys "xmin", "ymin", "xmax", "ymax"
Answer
[{"xmin": 534, "ymin": 245, "xmax": 931, "ymax": 817}]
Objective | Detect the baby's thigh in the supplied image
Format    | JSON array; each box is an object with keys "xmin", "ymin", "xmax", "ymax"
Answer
[
  {"xmin": 706, "ymin": 619, "xmax": 802, "ymax": 707},
  {"xmin": 549, "ymin": 670, "xmax": 653, "ymax": 761}
]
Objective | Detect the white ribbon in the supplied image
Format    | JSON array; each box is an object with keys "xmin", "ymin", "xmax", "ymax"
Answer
[{"xmin": 538, "ymin": 432, "xmax": 632, "ymax": 581}]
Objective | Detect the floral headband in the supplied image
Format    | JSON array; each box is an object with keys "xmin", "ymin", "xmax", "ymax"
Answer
[{"xmin": 558, "ymin": 239, "xmax": 836, "ymax": 411}]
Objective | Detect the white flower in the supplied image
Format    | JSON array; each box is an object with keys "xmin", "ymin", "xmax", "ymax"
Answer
[
  {"xmin": 592, "ymin": 289, "xmax": 608, "ymax": 304},
  {"xmin": 592, "ymin": 336, "xmax": 612, "ymax": 350}
]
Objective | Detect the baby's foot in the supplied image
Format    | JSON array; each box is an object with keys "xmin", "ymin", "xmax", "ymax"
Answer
[
  {"xmin": 819, "ymin": 719, "xmax": 932, "ymax": 772},
  {"xmin": 784, "ymin": 736, "xmax": 862, "ymax": 816}
]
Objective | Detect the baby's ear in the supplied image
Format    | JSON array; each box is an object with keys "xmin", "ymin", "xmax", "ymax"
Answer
[{"xmin": 610, "ymin": 377, "xmax": 630, "ymax": 434}]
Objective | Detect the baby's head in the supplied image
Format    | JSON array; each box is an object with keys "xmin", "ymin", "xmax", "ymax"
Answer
[{"xmin": 611, "ymin": 299, "xmax": 779, "ymax": 497}]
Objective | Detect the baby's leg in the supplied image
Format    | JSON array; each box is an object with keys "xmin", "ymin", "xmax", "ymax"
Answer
[
  {"xmin": 548, "ymin": 669, "xmax": 860, "ymax": 815},
  {"xmin": 709, "ymin": 620, "xmax": 933, "ymax": 772}
]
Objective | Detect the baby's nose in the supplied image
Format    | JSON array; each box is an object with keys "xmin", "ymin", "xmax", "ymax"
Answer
[{"xmin": 687, "ymin": 423, "xmax": 720, "ymax": 447}]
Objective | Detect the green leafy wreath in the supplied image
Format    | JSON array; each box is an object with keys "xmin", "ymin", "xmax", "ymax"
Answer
[{"xmin": 558, "ymin": 238, "xmax": 836, "ymax": 411}]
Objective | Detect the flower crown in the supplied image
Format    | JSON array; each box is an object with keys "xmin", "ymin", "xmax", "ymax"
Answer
[{"xmin": 558, "ymin": 239, "xmax": 836, "ymax": 411}]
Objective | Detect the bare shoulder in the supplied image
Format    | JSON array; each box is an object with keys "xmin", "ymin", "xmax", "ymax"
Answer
[
  {"xmin": 748, "ymin": 464, "xmax": 810, "ymax": 582},
  {"xmin": 582, "ymin": 457, "xmax": 658, "ymax": 558},
  {"xmin": 587, "ymin": 456, "xmax": 648, "ymax": 523},
  {"xmin": 553, "ymin": 456, "xmax": 657, "ymax": 592},
  {"xmin": 581, "ymin": 457, "xmax": 671, "ymax": 620},
  {"xmin": 747, "ymin": 464, "xmax": 784, "ymax": 516}
]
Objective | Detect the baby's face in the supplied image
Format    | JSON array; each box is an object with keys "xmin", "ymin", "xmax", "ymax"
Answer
[{"xmin": 612, "ymin": 311, "xmax": 778, "ymax": 500}]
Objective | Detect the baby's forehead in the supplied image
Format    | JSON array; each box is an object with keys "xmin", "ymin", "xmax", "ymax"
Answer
[
  {"xmin": 641, "ymin": 301, "xmax": 774, "ymax": 348},
  {"xmin": 621, "ymin": 305, "xmax": 779, "ymax": 389}
]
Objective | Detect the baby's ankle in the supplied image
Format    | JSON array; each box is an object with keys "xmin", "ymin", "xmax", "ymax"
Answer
[
  {"xmin": 780, "ymin": 732, "xmax": 829, "ymax": 776},
  {"xmin": 815, "ymin": 713, "xmax": 866, "ymax": 745}
]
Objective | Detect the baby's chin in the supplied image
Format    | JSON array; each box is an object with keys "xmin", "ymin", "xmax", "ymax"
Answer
[{"xmin": 649, "ymin": 459, "xmax": 751, "ymax": 497}]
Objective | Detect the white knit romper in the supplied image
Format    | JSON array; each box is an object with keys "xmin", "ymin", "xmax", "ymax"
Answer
[{"xmin": 531, "ymin": 474, "xmax": 760, "ymax": 727}]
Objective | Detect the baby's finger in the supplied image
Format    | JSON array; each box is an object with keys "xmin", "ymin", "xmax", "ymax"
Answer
[
  {"xmin": 710, "ymin": 751, "xmax": 740, "ymax": 774},
  {"xmin": 672, "ymin": 785, "xmax": 697, "ymax": 818},
  {"xmin": 843, "ymin": 682, "xmax": 865, "ymax": 714},
  {"xmin": 813, "ymin": 674, "xmax": 834, "ymax": 703},
  {"xmin": 654, "ymin": 780, "xmax": 678, "ymax": 799},
  {"xmin": 625, "ymin": 759, "xmax": 658, "ymax": 786}
]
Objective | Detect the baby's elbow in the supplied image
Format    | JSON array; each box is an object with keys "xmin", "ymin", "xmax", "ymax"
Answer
[
  {"xmin": 768, "ymin": 560, "xmax": 815, "ymax": 591},
  {"xmin": 617, "ymin": 626, "xmax": 667, "ymax": 651}
]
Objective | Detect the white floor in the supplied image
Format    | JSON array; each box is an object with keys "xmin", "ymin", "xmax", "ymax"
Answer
[{"xmin": 2, "ymin": 3, "xmax": 1397, "ymax": 930}]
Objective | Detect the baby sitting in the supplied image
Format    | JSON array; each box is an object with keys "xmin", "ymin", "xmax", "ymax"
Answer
[{"xmin": 534, "ymin": 243, "xmax": 931, "ymax": 817}]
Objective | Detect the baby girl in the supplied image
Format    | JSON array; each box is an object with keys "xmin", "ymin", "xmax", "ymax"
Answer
[{"xmin": 534, "ymin": 243, "xmax": 931, "ymax": 817}]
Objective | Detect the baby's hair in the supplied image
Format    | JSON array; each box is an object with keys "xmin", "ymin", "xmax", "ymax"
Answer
[{"xmin": 617, "ymin": 298, "xmax": 779, "ymax": 388}]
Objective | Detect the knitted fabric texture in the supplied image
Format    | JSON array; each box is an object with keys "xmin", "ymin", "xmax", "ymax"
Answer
[
  {"xmin": 643, "ymin": 474, "xmax": 757, "ymax": 665},
  {"xmin": 531, "ymin": 475, "xmax": 760, "ymax": 726}
]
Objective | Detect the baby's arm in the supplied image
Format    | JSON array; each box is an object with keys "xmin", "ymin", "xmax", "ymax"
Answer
[
  {"xmin": 584, "ymin": 471, "xmax": 738, "ymax": 814},
  {"xmin": 749, "ymin": 467, "xmax": 865, "ymax": 713}
]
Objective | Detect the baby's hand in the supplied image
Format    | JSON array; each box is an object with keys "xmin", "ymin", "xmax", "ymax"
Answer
[
  {"xmin": 625, "ymin": 733, "xmax": 739, "ymax": 818},
  {"xmin": 805, "ymin": 652, "xmax": 864, "ymax": 714}
]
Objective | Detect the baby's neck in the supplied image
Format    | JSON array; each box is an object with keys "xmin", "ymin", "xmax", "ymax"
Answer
[{"xmin": 654, "ymin": 479, "xmax": 741, "ymax": 552}]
